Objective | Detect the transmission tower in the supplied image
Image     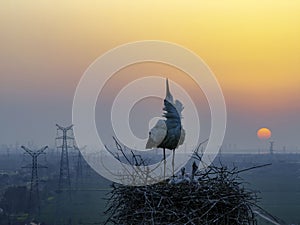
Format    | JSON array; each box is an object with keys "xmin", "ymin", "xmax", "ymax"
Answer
[
  {"xmin": 75, "ymin": 146, "xmax": 83, "ymax": 185},
  {"xmin": 73, "ymin": 145, "xmax": 86, "ymax": 189},
  {"xmin": 269, "ymin": 141, "xmax": 274, "ymax": 155},
  {"xmin": 6, "ymin": 145, "xmax": 10, "ymax": 158},
  {"xmin": 21, "ymin": 145, "xmax": 48, "ymax": 213},
  {"xmin": 55, "ymin": 124, "xmax": 75, "ymax": 225},
  {"xmin": 56, "ymin": 124, "xmax": 74, "ymax": 191}
]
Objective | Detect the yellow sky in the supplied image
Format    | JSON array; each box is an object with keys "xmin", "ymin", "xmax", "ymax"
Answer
[
  {"xmin": 1, "ymin": 1, "xmax": 300, "ymax": 147},
  {"xmin": 1, "ymin": 1, "xmax": 300, "ymax": 113}
]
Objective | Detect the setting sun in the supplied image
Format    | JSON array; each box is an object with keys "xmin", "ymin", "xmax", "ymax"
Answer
[{"xmin": 257, "ymin": 128, "xmax": 272, "ymax": 140}]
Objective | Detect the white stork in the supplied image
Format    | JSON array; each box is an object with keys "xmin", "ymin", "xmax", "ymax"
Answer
[{"xmin": 146, "ymin": 78, "xmax": 185, "ymax": 176}]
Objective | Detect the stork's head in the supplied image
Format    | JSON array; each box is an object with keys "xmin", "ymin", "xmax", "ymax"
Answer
[{"xmin": 165, "ymin": 78, "xmax": 184, "ymax": 116}]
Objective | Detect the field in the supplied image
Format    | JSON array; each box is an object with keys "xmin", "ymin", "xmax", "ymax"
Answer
[{"xmin": 0, "ymin": 152, "xmax": 300, "ymax": 224}]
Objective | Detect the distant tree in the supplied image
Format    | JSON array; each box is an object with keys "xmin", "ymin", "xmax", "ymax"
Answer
[
  {"xmin": 0, "ymin": 174, "xmax": 10, "ymax": 185},
  {"xmin": 0, "ymin": 186, "xmax": 28, "ymax": 214}
]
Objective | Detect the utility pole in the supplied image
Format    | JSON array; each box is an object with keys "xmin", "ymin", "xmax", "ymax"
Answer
[
  {"xmin": 269, "ymin": 141, "xmax": 274, "ymax": 155},
  {"xmin": 56, "ymin": 124, "xmax": 74, "ymax": 191},
  {"xmin": 21, "ymin": 145, "xmax": 48, "ymax": 214}
]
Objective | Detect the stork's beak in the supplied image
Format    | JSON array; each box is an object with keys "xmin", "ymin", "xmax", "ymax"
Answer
[{"xmin": 165, "ymin": 78, "xmax": 173, "ymax": 102}]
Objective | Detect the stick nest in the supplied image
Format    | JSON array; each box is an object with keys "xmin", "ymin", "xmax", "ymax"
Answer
[{"xmin": 105, "ymin": 164, "xmax": 259, "ymax": 225}]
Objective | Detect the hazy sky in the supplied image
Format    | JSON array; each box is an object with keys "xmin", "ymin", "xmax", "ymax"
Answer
[{"xmin": 1, "ymin": 1, "xmax": 300, "ymax": 152}]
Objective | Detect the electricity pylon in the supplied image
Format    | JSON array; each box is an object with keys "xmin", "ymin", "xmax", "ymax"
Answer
[
  {"xmin": 74, "ymin": 146, "xmax": 83, "ymax": 187},
  {"xmin": 55, "ymin": 124, "xmax": 74, "ymax": 225},
  {"xmin": 269, "ymin": 141, "xmax": 274, "ymax": 155},
  {"xmin": 56, "ymin": 124, "xmax": 74, "ymax": 191},
  {"xmin": 21, "ymin": 145, "xmax": 48, "ymax": 213},
  {"xmin": 74, "ymin": 145, "xmax": 88, "ymax": 188}
]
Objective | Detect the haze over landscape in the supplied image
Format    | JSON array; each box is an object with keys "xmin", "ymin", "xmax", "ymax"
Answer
[{"xmin": 1, "ymin": 2, "xmax": 300, "ymax": 225}]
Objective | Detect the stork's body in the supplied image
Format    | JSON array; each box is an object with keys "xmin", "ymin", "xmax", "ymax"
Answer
[
  {"xmin": 158, "ymin": 99, "xmax": 183, "ymax": 160},
  {"xmin": 146, "ymin": 78, "xmax": 185, "ymax": 176}
]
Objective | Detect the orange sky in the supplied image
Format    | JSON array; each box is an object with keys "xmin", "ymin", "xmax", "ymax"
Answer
[{"xmin": 1, "ymin": 1, "xmax": 300, "ymax": 149}]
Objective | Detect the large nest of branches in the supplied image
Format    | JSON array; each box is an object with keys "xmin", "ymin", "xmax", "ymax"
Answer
[
  {"xmin": 104, "ymin": 139, "xmax": 284, "ymax": 225},
  {"xmin": 105, "ymin": 162, "xmax": 262, "ymax": 225}
]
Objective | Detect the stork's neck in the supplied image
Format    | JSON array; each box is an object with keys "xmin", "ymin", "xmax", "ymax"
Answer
[{"xmin": 165, "ymin": 78, "xmax": 174, "ymax": 103}]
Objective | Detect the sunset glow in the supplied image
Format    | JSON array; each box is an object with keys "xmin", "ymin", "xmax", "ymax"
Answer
[
  {"xmin": 0, "ymin": 1, "xmax": 300, "ymax": 147},
  {"xmin": 257, "ymin": 128, "xmax": 272, "ymax": 140}
]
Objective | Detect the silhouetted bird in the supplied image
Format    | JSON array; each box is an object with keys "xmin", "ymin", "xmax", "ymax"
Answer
[
  {"xmin": 146, "ymin": 78, "xmax": 185, "ymax": 176},
  {"xmin": 191, "ymin": 161, "xmax": 198, "ymax": 182}
]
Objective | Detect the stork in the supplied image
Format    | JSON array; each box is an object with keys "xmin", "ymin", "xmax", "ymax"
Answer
[{"xmin": 146, "ymin": 78, "xmax": 185, "ymax": 176}]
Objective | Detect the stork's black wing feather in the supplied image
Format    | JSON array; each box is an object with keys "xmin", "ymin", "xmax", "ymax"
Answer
[
  {"xmin": 163, "ymin": 100, "xmax": 181, "ymax": 123},
  {"xmin": 158, "ymin": 99, "xmax": 183, "ymax": 149}
]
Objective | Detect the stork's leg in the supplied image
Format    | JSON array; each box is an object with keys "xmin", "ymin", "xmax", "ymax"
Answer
[
  {"xmin": 172, "ymin": 149, "xmax": 175, "ymax": 177},
  {"xmin": 163, "ymin": 148, "xmax": 166, "ymax": 179}
]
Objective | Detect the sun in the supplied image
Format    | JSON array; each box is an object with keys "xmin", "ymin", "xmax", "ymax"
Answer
[{"xmin": 257, "ymin": 128, "xmax": 272, "ymax": 140}]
